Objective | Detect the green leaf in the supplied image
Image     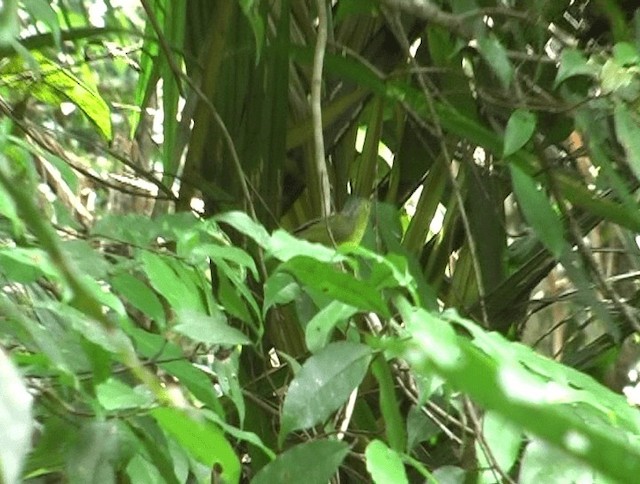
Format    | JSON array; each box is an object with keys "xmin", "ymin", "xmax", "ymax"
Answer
[
  {"xmin": 268, "ymin": 229, "xmax": 347, "ymax": 263},
  {"xmin": 152, "ymin": 407, "xmax": 240, "ymax": 483},
  {"xmin": 503, "ymin": 109, "xmax": 536, "ymax": 157},
  {"xmin": 214, "ymin": 211, "xmax": 271, "ymax": 248},
  {"xmin": 406, "ymin": 405, "xmax": 439, "ymax": 450},
  {"xmin": 45, "ymin": 302, "xmax": 132, "ymax": 355},
  {"xmin": 613, "ymin": 42, "xmax": 640, "ymax": 66},
  {"xmin": 238, "ymin": 0, "xmax": 265, "ymax": 56},
  {"xmin": 280, "ymin": 342, "xmax": 372, "ymax": 438},
  {"xmin": 519, "ymin": 439, "xmax": 609, "ymax": 484},
  {"xmin": 214, "ymin": 258, "xmax": 261, "ymax": 329},
  {"xmin": 0, "ymin": 0, "xmax": 18, "ymax": 45},
  {"xmin": 252, "ymin": 440, "xmax": 349, "ymax": 484},
  {"xmin": 305, "ymin": 300, "xmax": 357, "ymax": 353},
  {"xmin": 396, "ymin": 296, "xmax": 461, "ymax": 370},
  {"xmin": 126, "ymin": 420, "xmax": 182, "ymax": 484},
  {"xmin": 0, "ymin": 247, "xmax": 58, "ymax": 283},
  {"xmin": 126, "ymin": 328, "xmax": 224, "ymax": 416},
  {"xmin": 126, "ymin": 455, "xmax": 164, "ymax": 484},
  {"xmin": 0, "ymin": 176, "xmax": 23, "ymax": 238},
  {"xmin": 174, "ymin": 309, "xmax": 251, "ymax": 346},
  {"xmin": 476, "ymin": 411, "xmax": 522, "ymax": 483},
  {"xmin": 192, "ymin": 243, "xmax": 258, "ymax": 279},
  {"xmin": 67, "ymin": 421, "xmax": 120, "ymax": 483},
  {"xmin": 62, "ymin": 240, "xmax": 110, "ymax": 279},
  {"xmin": 509, "ymin": 162, "xmax": 566, "ymax": 258},
  {"xmin": 371, "ymin": 356, "xmax": 406, "ymax": 452},
  {"xmin": 212, "ymin": 352, "xmax": 246, "ymax": 425},
  {"xmin": 554, "ymin": 48, "xmax": 598, "ymax": 87},
  {"xmin": 0, "ymin": 348, "xmax": 33, "ymax": 484},
  {"xmin": 614, "ymin": 103, "xmax": 640, "ymax": 181},
  {"xmin": 263, "ymin": 272, "xmax": 300, "ymax": 315},
  {"xmin": 477, "ymin": 35, "xmax": 513, "ymax": 88},
  {"xmin": 280, "ymin": 256, "xmax": 389, "ymax": 316},
  {"xmin": 95, "ymin": 378, "xmax": 154, "ymax": 411},
  {"xmin": 433, "ymin": 466, "xmax": 466, "ymax": 483},
  {"xmin": 394, "ymin": 308, "xmax": 640, "ymax": 483},
  {"xmin": 140, "ymin": 252, "xmax": 204, "ymax": 312},
  {"xmin": 92, "ymin": 214, "xmax": 159, "ymax": 245},
  {"xmin": 0, "ymin": 53, "xmax": 112, "ymax": 140},
  {"xmin": 202, "ymin": 410, "xmax": 275, "ymax": 461},
  {"xmin": 111, "ymin": 273, "xmax": 166, "ymax": 328},
  {"xmin": 22, "ymin": 0, "xmax": 61, "ymax": 47},
  {"xmin": 365, "ymin": 440, "xmax": 409, "ymax": 484}
]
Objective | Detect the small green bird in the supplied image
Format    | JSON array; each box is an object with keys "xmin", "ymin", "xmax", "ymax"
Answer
[{"xmin": 294, "ymin": 197, "xmax": 371, "ymax": 247}]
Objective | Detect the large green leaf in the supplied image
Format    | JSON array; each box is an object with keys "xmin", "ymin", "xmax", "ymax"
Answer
[
  {"xmin": 475, "ymin": 411, "xmax": 522, "ymax": 483},
  {"xmin": 111, "ymin": 273, "xmax": 166, "ymax": 329},
  {"xmin": 0, "ymin": 53, "xmax": 112, "ymax": 140},
  {"xmin": 280, "ymin": 341, "xmax": 372, "ymax": 438},
  {"xmin": 279, "ymin": 256, "xmax": 390, "ymax": 316},
  {"xmin": 252, "ymin": 440, "xmax": 349, "ymax": 484},
  {"xmin": 140, "ymin": 252, "xmax": 205, "ymax": 312},
  {"xmin": 152, "ymin": 407, "xmax": 240, "ymax": 483},
  {"xmin": 365, "ymin": 440, "xmax": 409, "ymax": 484},
  {"xmin": 395, "ymin": 301, "xmax": 640, "ymax": 483},
  {"xmin": 174, "ymin": 308, "xmax": 251, "ymax": 346},
  {"xmin": 127, "ymin": 328, "xmax": 224, "ymax": 416},
  {"xmin": 305, "ymin": 300, "xmax": 357, "ymax": 353},
  {"xmin": 0, "ymin": 348, "xmax": 33, "ymax": 484}
]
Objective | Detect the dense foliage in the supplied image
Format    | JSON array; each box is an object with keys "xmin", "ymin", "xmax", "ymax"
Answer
[{"xmin": 2, "ymin": 1, "xmax": 640, "ymax": 483}]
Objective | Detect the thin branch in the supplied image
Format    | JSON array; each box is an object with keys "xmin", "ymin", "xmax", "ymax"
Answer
[
  {"xmin": 538, "ymin": 144, "xmax": 640, "ymax": 334},
  {"xmin": 312, "ymin": 0, "xmax": 332, "ymax": 217},
  {"xmin": 382, "ymin": 9, "xmax": 490, "ymax": 326},
  {"xmin": 464, "ymin": 398, "xmax": 517, "ymax": 484},
  {"xmin": 380, "ymin": 0, "xmax": 471, "ymax": 39}
]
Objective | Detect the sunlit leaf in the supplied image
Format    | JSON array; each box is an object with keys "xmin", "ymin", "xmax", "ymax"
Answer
[
  {"xmin": 554, "ymin": 48, "xmax": 598, "ymax": 86},
  {"xmin": 141, "ymin": 252, "xmax": 205, "ymax": 312},
  {"xmin": 0, "ymin": 348, "xmax": 33, "ymax": 484},
  {"xmin": 174, "ymin": 308, "xmax": 251, "ymax": 346},
  {"xmin": 214, "ymin": 211, "xmax": 271, "ymax": 248},
  {"xmin": 475, "ymin": 411, "xmax": 522, "ymax": 483},
  {"xmin": 269, "ymin": 229, "xmax": 346, "ymax": 263},
  {"xmin": 365, "ymin": 440, "xmax": 409, "ymax": 484},
  {"xmin": 280, "ymin": 256, "xmax": 389, "ymax": 316},
  {"xmin": 152, "ymin": 407, "xmax": 240, "ymax": 483},
  {"xmin": 126, "ymin": 327, "xmax": 225, "ymax": 416},
  {"xmin": 96, "ymin": 378, "xmax": 154, "ymax": 411},
  {"xmin": 305, "ymin": 300, "xmax": 357, "ymax": 353},
  {"xmin": 519, "ymin": 439, "xmax": 609, "ymax": 484}
]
